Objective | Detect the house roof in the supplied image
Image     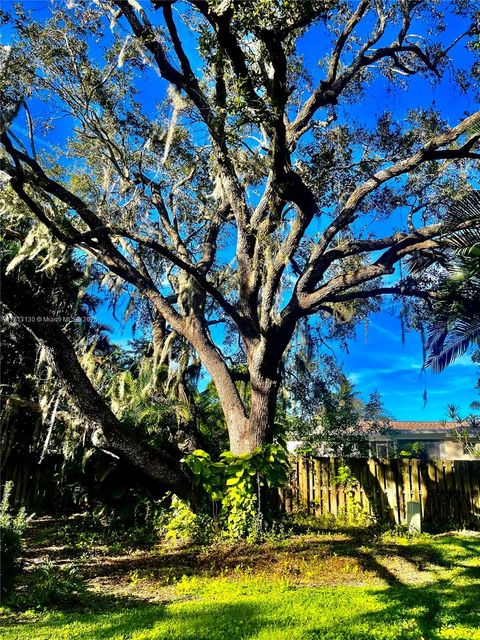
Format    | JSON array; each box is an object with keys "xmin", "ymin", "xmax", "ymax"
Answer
[
  {"xmin": 361, "ymin": 420, "xmax": 464, "ymax": 436},
  {"xmin": 366, "ymin": 420, "xmax": 480, "ymax": 443},
  {"xmin": 388, "ymin": 421, "xmax": 457, "ymax": 432}
]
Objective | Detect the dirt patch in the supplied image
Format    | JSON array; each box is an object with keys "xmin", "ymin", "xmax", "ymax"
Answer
[{"xmin": 18, "ymin": 516, "xmax": 478, "ymax": 603}]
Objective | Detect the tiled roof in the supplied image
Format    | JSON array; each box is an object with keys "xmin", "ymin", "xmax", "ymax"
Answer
[
  {"xmin": 360, "ymin": 420, "xmax": 463, "ymax": 433},
  {"xmin": 388, "ymin": 421, "xmax": 458, "ymax": 431}
]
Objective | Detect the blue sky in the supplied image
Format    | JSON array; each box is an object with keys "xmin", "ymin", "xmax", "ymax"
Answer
[
  {"xmin": 4, "ymin": 1, "xmax": 479, "ymax": 421},
  {"xmin": 341, "ymin": 314, "xmax": 478, "ymax": 421}
]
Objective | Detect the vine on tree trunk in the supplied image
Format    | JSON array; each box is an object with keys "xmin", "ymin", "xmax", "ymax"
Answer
[{"xmin": 182, "ymin": 444, "xmax": 289, "ymax": 539}]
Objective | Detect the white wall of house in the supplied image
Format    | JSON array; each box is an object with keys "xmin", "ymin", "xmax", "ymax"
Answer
[
  {"xmin": 287, "ymin": 430, "xmax": 479, "ymax": 460},
  {"xmin": 369, "ymin": 431, "xmax": 479, "ymax": 460}
]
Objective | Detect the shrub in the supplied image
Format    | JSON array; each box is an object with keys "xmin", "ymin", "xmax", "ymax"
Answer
[
  {"xmin": 334, "ymin": 464, "xmax": 374, "ymax": 528},
  {"xmin": 182, "ymin": 444, "xmax": 289, "ymax": 540},
  {"xmin": 161, "ymin": 496, "xmax": 214, "ymax": 545},
  {"xmin": 90, "ymin": 495, "xmax": 171, "ymax": 549},
  {"xmin": 15, "ymin": 561, "xmax": 87, "ymax": 610},
  {"xmin": 0, "ymin": 481, "xmax": 29, "ymax": 599}
]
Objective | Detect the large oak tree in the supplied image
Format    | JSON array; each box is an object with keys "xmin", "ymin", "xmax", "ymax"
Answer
[{"xmin": 1, "ymin": 0, "xmax": 479, "ymax": 496}]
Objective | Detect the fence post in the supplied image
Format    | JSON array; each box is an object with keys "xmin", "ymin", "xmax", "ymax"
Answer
[{"xmin": 407, "ymin": 460, "xmax": 422, "ymax": 533}]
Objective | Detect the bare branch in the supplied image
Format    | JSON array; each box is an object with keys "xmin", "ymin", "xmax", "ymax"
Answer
[
  {"xmin": 295, "ymin": 110, "xmax": 480, "ymax": 298},
  {"xmin": 327, "ymin": 286, "xmax": 435, "ymax": 304}
]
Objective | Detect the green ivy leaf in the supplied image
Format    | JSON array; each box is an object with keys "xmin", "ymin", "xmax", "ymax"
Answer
[
  {"xmin": 193, "ymin": 449, "xmax": 210, "ymax": 459},
  {"xmin": 189, "ymin": 457, "xmax": 203, "ymax": 475}
]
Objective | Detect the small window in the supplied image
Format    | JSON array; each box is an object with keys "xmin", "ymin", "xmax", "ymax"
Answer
[{"xmin": 375, "ymin": 441, "xmax": 389, "ymax": 458}]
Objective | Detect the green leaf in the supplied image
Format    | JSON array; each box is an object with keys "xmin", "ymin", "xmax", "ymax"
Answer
[
  {"xmin": 228, "ymin": 465, "xmax": 243, "ymax": 475},
  {"xmin": 226, "ymin": 476, "xmax": 240, "ymax": 486},
  {"xmin": 189, "ymin": 457, "xmax": 203, "ymax": 475},
  {"xmin": 193, "ymin": 449, "xmax": 210, "ymax": 458}
]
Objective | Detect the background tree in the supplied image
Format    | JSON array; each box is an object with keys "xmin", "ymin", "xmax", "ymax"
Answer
[
  {"xmin": 285, "ymin": 353, "xmax": 390, "ymax": 457},
  {"xmin": 445, "ymin": 402, "xmax": 480, "ymax": 459},
  {"xmin": 0, "ymin": 211, "xmax": 189, "ymax": 509},
  {"xmin": 1, "ymin": 0, "xmax": 479, "ymax": 498}
]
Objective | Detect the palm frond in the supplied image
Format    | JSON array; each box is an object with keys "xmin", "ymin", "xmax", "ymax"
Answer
[
  {"xmin": 444, "ymin": 190, "xmax": 480, "ymax": 231},
  {"xmin": 425, "ymin": 319, "xmax": 480, "ymax": 373},
  {"xmin": 424, "ymin": 190, "xmax": 480, "ymax": 371}
]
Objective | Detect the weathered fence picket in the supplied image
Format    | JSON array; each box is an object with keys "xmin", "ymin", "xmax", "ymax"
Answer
[{"xmin": 280, "ymin": 457, "xmax": 480, "ymax": 529}]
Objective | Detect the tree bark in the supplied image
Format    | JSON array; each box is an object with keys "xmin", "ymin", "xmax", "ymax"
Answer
[
  {"xmin": 230, "ymin": 378, "xmax": 279, "ymax": 455},
  {"xmin": 227, "ymin": 337, "xmax": 282, "ymax": 455},
  {"xmin": 3, "ymin": 2, "xmax": 478, "ymax": 468}
]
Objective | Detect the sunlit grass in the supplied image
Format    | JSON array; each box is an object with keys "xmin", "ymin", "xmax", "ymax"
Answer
[{"xmin": 1, "ymin": 534, "xmax": 479, "ymax": 639}]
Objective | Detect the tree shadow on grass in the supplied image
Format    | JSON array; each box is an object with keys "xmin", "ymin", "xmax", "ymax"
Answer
[
  {"xmin": 8, "ymin": 599, "xmax": 293, "ymax": 640},
  {"xmin": 297, "ymin": 580, "xmax": 480, "ymax": 640},
  {"xmin": 21, "ymin": 579, "xmax": 480, "ymax": 640},
  {"xmin": 14, "ymin": 520, "xmax": 480, "ymax": 639},
  {"xmin": 4, "ymin": 545, "xmax": 480, "ymax": 640},
  {"xmin": 364, "ymin": 580, "xmax": 478, "ymax": 640},
  {"xmin": 33, "ymin": 531, "xmax": 474, "ymax": 592},
  {"xmin": 2, "ymin": 588, "xmax": 153, "ymax": 619}
]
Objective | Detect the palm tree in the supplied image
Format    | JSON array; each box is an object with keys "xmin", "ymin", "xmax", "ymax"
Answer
[{"xmin": 424, "ymin": 190, "xmax": 480, "ymax": 372}]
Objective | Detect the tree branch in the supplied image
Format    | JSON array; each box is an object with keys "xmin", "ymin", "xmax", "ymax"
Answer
[
  {"xmin": 295, "ymin": 110, "xmax": 480, "ymax": 298},
  {"xmin": 1, "ymin": 273, "xmax": 190, "ymax": 497},
  {"xmin": 327, "ymin": 286, "xmax": 435, "ymax": 304},
  {"xmin": 288, "ymin": 1, "xmax": 448, "ymax": 148},
  {"xmin": 110, "ymin": 227, "xmax": 247, "ymax": 330}
]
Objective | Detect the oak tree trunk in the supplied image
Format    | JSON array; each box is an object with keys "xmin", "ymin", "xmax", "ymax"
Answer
[{"xmin": 225, "ymin": 338, "xmax": 282, "ymax": 455}]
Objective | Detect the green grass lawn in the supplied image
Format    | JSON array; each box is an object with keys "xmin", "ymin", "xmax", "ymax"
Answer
[{"xmin": 1, "ymin": 525, "xmax": 479, "ymax": 640}]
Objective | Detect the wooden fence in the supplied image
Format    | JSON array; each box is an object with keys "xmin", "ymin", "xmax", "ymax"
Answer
[
  {"xmin": 279, "ymin": 457, "xmax": 480, "ymax": 530},
  {"xmin": 1, "ymin": 454, "xmax": 71, "ymax": 512}
]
